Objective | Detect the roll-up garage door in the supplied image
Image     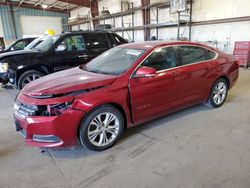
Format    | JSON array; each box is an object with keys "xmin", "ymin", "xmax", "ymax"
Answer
[
  {"xmin": 0, "ymin": 15, "xmax": 4, "ymax": 38},
  {"xmin": 20, "ymin": 15, "xmax": 62, "ymax": 37}
]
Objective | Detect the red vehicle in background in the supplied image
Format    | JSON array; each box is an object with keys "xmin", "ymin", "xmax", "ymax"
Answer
[{"xmin": 14, "ymin": 41, "xmax": 239, "ymax": 151}]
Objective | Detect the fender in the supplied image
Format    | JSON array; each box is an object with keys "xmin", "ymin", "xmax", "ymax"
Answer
[{"xmin": 71, "ymin": 87, "xmax": 133, "ymax": 128}]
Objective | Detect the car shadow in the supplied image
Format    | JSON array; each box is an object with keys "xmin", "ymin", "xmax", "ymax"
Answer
[
  {"xmin": 119, "ymin": 103, "xmax": 211, "ymax": 141},
  {"xmin": 46, "ymin": 103, "xmax": 213, "ymax": 158}
]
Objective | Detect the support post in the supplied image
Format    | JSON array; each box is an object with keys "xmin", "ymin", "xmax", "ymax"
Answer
[
  {"xmin": 121, "ymin": 2, "xmax": 124, "ymax": 37},
  {"xmin": 7, "ymin": 3, "xmax": 17, "ymax": 40},
  {"xmin": 131, "ymin": 2, "xmax": 134, "ymax": 41},
  {"xmin": 141, "ymin": 0, "xmax": 150, "ymax": 41},
  {"xmin": 156, "ymin": 5, "xmax": 158, "ymax": 39},
  {"xmin": 177, "ymin": 11, "xmax": 180, "ymax": 40},
  {"xmin": 188, "ymin": 0, "xmax": 193, "ymax": 41},
  {"xmin": 90, "ymin": 0, "xmax": 99, "ymax": 29}
]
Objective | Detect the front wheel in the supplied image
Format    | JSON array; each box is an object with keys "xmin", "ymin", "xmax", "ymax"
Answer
[
  {"xmin": 208, "ymin": 78, "xmax": 228, "ymax": 108},
  {"xmin": 18, "ymin": 70, "xmax": 44, "ymax": 89},
  {"xmin": 79, "ymin": 105, "xmax": 124, "ymax": 151}
]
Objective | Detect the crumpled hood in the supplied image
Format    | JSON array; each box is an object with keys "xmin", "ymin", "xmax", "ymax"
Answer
[
  {"xmin": 0, "ymin": 49, "xmax": 38, "ymax": 60},
  {"xmin": 22, "ymin": 67, "xmax": 117, "ymax": 97}
]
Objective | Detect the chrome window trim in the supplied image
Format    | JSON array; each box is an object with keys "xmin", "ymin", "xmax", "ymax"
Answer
[{"xmin": 130, "ymin": 44, "xmax": 219, "ymax": 78}]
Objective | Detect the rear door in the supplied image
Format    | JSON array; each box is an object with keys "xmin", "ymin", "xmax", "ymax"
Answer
[
  {"xmin": 175, "ymin": 45, "xmax": 217, "ymax": 105},
  {"xmin": 52, "ymin": 34, "xmax": 89, "ymax": 71},
  {"xmin": 86, "ymin": 33, "xmax": 111, "ymax": 60}
]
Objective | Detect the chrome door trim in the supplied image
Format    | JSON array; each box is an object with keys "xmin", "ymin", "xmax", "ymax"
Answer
[{"xmin": 130, "ymin": 44, "xmax": 219, "ymax": 78}]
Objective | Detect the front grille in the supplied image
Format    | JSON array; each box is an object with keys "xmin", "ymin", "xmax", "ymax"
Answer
[
  {"xmin": 14, "ymin": 101, "xmax": 38, "ymax": 117},
  {"xmin": 14, "ymin": 101, "xmax": 48, "ymax": 118}
]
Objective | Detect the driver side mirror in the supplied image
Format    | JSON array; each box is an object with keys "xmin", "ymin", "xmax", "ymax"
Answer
[
  {"xmin": 55, "ymin": 44, "xmax": 67, "ymax": 52},
  {"xmin": 134, "ymin": 66, "xmax": 157, "ymax": 78}
]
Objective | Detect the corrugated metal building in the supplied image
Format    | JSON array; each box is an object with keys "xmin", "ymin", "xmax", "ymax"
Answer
[{"xmin": 0, "ymin": 5, "xmax": 68, "ymax": 42}]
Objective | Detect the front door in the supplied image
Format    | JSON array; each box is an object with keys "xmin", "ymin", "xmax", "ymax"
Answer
[
  {"xmin": 52, "ymin": 34, "xmax": 89, "ymax": 72},
  {"xmin": 129, "ymin": 46, "xmax": 180, "ymax": 123}
]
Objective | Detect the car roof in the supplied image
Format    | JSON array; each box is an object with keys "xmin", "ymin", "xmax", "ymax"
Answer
[
  {"xmin": 119, "ymin": 41, "xmax": 215, "ymax": 51},
  {"xmin": 61, "ymin": 30, "xmax": 112, "ymax": 37},
  {"xmin": 16, "ymin": 37, "xmax": 36, "ymax": 41}
]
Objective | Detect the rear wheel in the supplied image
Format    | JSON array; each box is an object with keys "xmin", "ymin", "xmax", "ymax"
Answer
[
  {"xmin": 18, "ymin": 70, "xmax": 44, "ymax": 89},
  {"xmin": 208, "ymin": 78, "xmax": 228, "ymax": 108},
  {"xmin": 79, "ymin": 105, "xmax": 124, "ymax": 151}
]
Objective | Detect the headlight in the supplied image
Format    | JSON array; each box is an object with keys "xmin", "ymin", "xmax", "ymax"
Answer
[
  {"xmin": 0, "ymin": 62, "xmax": 8, "ymax": 73},
  {"xmin": 47, "ymin": 102, "xmax": 72, "ymax": 116}
]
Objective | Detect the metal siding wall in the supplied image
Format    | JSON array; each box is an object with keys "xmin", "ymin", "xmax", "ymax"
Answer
[
  {"xmin": 0, "ymin": 6, "xmax": 14, "ymax": 40},
  {"xmin": 0, "ymin": 5, "xmax": 68, "ymax": 41}
]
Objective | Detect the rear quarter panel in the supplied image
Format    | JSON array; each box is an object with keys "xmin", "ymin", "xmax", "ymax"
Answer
[{"xmin": 206, "ymin": 52, "xmax": 239, "ymax": 95}]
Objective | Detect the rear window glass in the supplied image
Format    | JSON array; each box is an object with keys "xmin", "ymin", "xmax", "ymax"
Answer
[
  {"xmin": 207, "ymin": 50, "xmax": 216, "ymax": 59},
  {"xmin": 86, "ymin": 33, "xmax": 110, "ymax": 49},
  {"xmin": 178, "ymin": 46, "xmax": 216, "ymax": 65}
]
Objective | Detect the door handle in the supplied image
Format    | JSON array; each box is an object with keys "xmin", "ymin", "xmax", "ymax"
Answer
[
  {"xmin": 172, "ymin": 71, "xmax": 180, "ymax": 77},
  {"xmin": 78, "ymin": 55, "xmax": 88, "ymax": 58},
  {"xmin": 204, "ymin": 66, "xmax": 209, "ymax": 71}
]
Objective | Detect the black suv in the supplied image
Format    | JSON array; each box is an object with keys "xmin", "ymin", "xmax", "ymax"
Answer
[{"xmin": 0, "ymin": 31, "xmax": 127, "ymax": 89}]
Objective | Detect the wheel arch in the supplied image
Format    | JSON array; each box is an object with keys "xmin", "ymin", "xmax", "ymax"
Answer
[
  {"xmin": 219, "ymin": 75, "xmax": 230, "ymax": 88},
  {"xmin": 107, "ymin": 102, "xmax": 128, "ymax": 129},
  {"xmin": 206, "ymin": 75, "xmax": 230, "ymax": 102},
  {"xmin": 16, "ymin": 65, "xmax": 52, "ymax": 85},
  {"xmin": 76, "ymin": 102, "xmax": 129, "ymax": 141}
]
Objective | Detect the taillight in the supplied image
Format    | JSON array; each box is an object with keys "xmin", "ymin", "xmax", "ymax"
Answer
[
  {"xmin": 229, "ymin": 61, "xmax": 239, "ymax": 72},
  {"xmin": 235, "ymin": 60, "xmax": 240, "ymax": 65}
]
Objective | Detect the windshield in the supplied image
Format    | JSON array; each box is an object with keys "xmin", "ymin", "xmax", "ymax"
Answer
[
  {"xmin": 82, "ymin": 47, "xmax": 145, "ymax": 75},
  {"xmin": 35, "ymin": 35, "xmax": 60, "ymax": 51},
  {"xmin": 25, "ymin": 37, "xmax": 47, "ymax": 50}
]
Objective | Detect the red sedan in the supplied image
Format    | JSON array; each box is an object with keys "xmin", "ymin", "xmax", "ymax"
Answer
[{"xmin": 14, "ymin": 41, "xmax": 239, "ymax": 151}]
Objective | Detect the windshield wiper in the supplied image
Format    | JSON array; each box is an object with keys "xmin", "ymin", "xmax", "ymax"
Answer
[
  {"xmin": 88, "ymin": 70, "xmax": 101, "ymax": 74},
  {"xmin": 81, "ymin": 65, "xmax": 98, "ymax": 73},
  {"xmin": 80, "ymin": 65, "xmax": 115, "ymax": 75}
]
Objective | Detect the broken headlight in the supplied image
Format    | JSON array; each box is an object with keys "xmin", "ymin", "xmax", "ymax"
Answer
[{"xmin": 46, "ymin": 102, "xmax": 72, "ymax": 116}]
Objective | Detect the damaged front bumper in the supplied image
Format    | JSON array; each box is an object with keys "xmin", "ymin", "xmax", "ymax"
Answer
[
  {"xmin": 14, "ymin": 107, "xmax": 85, "ymax": 148},
  {"xmin": 14, "ymin": 92, "xmax": 86, "ymax": 148}
]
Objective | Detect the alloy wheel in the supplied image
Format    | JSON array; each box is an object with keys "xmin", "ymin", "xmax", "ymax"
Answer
[
  {"xmin": 87, "ymin": 112, "xmax": 120, "ymax": 147},
  {"xmin": 212, "ymin": 81, "xmax": 227, "ymax": 105},
  {"xmin": 22, "ymin": 74, "xmax": 41, "ymax": 87}
]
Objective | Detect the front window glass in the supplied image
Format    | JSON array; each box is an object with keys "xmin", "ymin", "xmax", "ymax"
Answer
[
  {"xmin": 82, "ymin": 47, "xmax": 145, "ymax": 75},
  {"xmin": 35, "ymin": 35, "xmax": 60, "ymax": 51},
  {"xmin": 57, "ymin": 35, "xmax": 85, "ymax": 52},
  {"xmin": 142, "ymin": 47, "xmax": 177, "ymax": 71}
]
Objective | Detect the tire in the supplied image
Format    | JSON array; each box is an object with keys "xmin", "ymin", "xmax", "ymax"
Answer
[
  {"xmin": 207, "ymin": 78, "xmax": 228, "ymax": 108},
  {"xmin": 18, "ymin": 70, "xmax": 44, "ymax": 90},
  {"xmin": 79, "ymin": 105, "xmax": 124, "ymax": 151}
]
